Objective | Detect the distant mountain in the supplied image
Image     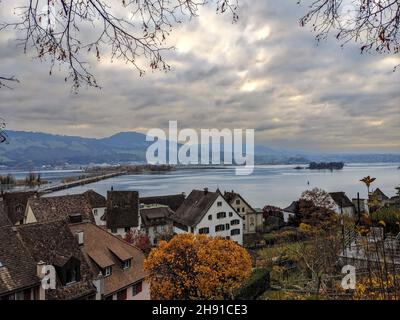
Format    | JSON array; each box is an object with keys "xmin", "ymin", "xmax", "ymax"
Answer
[
  {"xmin": 0, "ymin": 130, "xmax": 399, "ymax": 168},
  {"xmin": 0, "ymin": 130, "xmax": 151, "ymax": 168}
]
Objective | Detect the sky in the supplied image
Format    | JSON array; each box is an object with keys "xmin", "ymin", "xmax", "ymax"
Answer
[{"xmin": 0, "ymin": 0, "xmax": 399, "ymax": 153}]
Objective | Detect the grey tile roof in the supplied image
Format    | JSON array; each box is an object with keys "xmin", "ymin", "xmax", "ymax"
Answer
[
  {"xmin": 329, "ymin": 192, "xmax": 354, "ymax": 208},
  {"xmin": 173, "ymin": 189, "xmax": 220, "ymax": 227}
]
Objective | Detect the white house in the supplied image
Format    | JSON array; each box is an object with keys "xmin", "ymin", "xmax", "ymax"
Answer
[
  {"xmin": 223, "ymin": 190, "xmax": 264, "ymax": 234},
  {"xmin": 172, "ymin": 188, "xmax": 244, "ymax": 245},
  {"xmin": 83, "ymin": 190, "xmax": 107, "ymax": 226},
  {"xmin": 328, "ymin": 192, "xmax": 355, "ymax": 217}
]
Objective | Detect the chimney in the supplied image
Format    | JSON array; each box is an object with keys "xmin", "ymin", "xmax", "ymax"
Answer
[
  {"xmin": 75, "ymin": 230, "xmax": 84, "ymax": 245},
  {"xmin": 36, "ymin": 261, "xmax": 46, "ymax": 278},
  {"xmin": 204, "ymin": 188, "xmax": 208, "ymax": 195}
]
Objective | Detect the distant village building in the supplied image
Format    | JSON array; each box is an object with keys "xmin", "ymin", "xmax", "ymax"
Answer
[
  {"xmin": 105, "ymin": 191, "xmax": 140, "ymax": 238},
  {"xmin": 140, "ymin": 205, "xmax": 176, "ymax": 245},
  {"xmin": 172, "ymin": 189, "xmax": 244, "ymax": 245},
  {"xmin": 372, "ymin": 188, "xmax": 389, "ymax": 202},
  {"xmin": 69, "ymin": 222, "xmax": 149, "ymax": 300},
  {"xmin": 223, "ymin": 191, "xmax": 264, "ymax": 234},
  {"xmin": 328, "ymin": 192, "xmax": 355, "ymax": 217}
]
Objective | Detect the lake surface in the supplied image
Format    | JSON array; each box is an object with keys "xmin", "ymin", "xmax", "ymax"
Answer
[{"xmin": 37, "ymin": 163, "xmax": 400, "ymax": 209}]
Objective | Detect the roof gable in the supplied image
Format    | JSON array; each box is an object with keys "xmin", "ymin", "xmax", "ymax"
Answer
[
  {"xmin": 173, "ymin": 189, "xmax": 224, "ymax": 227},
  {"xmin": 329, "ymin": 192, "xmax": 354, "ymax": 208}
]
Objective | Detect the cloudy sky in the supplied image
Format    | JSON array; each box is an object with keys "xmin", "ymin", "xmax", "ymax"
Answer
[{"xmin": 0, "ymin": 0, "xmax": 399, "ymax": 152}]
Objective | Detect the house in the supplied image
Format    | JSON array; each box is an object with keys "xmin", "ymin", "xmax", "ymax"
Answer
[
  {"xmin": 282, "ymin": 201, "xmax": 298, "ymax": 223},
  {"xmin": 352, "ymin": 198, "xmax": 369, "ymax": 214},
  {"xmin": 24, "ymin": 194, "xmax": 95, "ymax": 224},
  {"xmin": 140, "ymin": 193, "xmax": 186, "ymax": 212},
  {"xmin": 372, "ymin": 188, "xmax": 389, "ymax": 202},
  {"xmin": 105, "ymin": 191, "xmax": 140, "ymax": 238},
  {"xmin": 16, "ymin": 219, "xmax": 97, "ymax": 300},
  {"xmin": 328, "ymin": 192, "xmax": 355, "ymax": 217},
  {"xmin": 173, "ymin": 188, "xmax": 244, "ymax": 245},
  {"xmin": 0, "ymin": 191, "xmax": 36, "ymax": 225},
  {"xmin": 140, "ymin": 205, "xmax": 176, "ymax": 245},
  {"xmin": 69, "ymin": 222, "xmax": 150, "ymax": 300},
  {"xmin": 83, "ymin": 190, "xmax": 107, "ymax": 226},
  {"xmin": 223, "ymin": 190, "xmax": 263, "ymax": 234},
  {"xmin": 0, "ymin": 226, "xmax": 44, "ymax": 300}
]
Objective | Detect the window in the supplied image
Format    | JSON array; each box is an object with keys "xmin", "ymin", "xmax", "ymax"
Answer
[
  {"xmin": 124, "ymin": 227, "xmax": 130, "ymax": 232},
  {"xmin": 225, "ymin": 224, "xmax": 230, "ymax": 230},
  {"xmin": 208, "ymin": 215, "xmax": 212, "ymax": 221},
  {"xmin": 66, "ymin": 268, "xmax": 78, "ymax": 285},
  {"xmin": 105, "ymin": 295, "xmax": 113, "ymax": 300},
  {"xmin": 104, "ymin": 267, "xmax": 112, "ymax": 277},
  {"xmin": 215, "ymin": 224, "xmax": 225, "ymax": 232},
  {"xmin": 217, "ymin": 201, "xmax": 222, "ymax": 207},
  {"xmin": 231, "ymin": 219, "xmax": 240, "ymax": 226},
  {"xmin": 236, "ymin": 199, "xmax": 240, "ymax": 205},
  {"xmin": 23, "ymin": 289, "xmax": 31, "ymax": 300},
  {"xmin": 132, "ymin": 282, "xmax": 143, "ymax": 296},
  {"xmin": 199, "ymin": 227, "xmax": 210, "ymax": 234},
  {"xmin": 217, "ymin": 212, "xmax": 226, "ymax": 219},
  {"xmin": 111, "ymin": 228, "xmax": 117, "ymax": 234},
  {"xmin": 231, "ymin": 229, "xmax": 241, "ymax": 236},
  {"xmin": 226, "ymin": 236, "xmax": 231, "ymax": 240},
  {"xmin": 229, "ymin": 212, "xmax": 233, "ymax": 217},
  {"xmin": 242, "ymin": 207, "xmax": 245, "ymax": 212},
  {"xmin": 94, "ymin": 209, "xmax": 98, "ymax": 216},
  {"xmin": 117, "ymin": 289, "xmax": 127, "ymax": 300},
  {"xmin": 123, "ymin": 259, "xmax": 131, "ymax": 270}
]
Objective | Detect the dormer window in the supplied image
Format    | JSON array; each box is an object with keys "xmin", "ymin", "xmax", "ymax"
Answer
[
  {"xmin": 123, "ymin": 259, "xmax": 131, "ymax": 270},
  {"xmin": 104, "ymin": 267, "xmax": 112, "ymax": 277},
  {"xmin": 66, "ymin": 268, "xmax": 78, "ymax": 285}
]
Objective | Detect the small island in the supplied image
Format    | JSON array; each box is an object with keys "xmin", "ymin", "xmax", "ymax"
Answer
[{"xmin": 308, "ymin": 162, "xmax": 344, "ymax": 170}]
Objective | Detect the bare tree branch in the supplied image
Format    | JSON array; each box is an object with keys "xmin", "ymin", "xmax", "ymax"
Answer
[
  {"xmin": 0, "ymin": 0, "xmax": 239, "ymax": 91},
  {"xmin": 299, "ymin": 0, "xmax": 400, "ymax": 70},
  {"xmin": 0, "ymin": 76, "xmax": 20, "ymax": 89}
]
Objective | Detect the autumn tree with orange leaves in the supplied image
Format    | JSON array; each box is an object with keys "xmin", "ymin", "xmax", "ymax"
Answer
[{"xmin": 144, "ymin": 233, "xmax": 252, "ymax": 300}]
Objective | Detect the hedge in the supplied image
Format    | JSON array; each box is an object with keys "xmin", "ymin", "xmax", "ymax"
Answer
[{"xmin": 235, "ymin": 268, "xmax": 270, "ymax": 300}]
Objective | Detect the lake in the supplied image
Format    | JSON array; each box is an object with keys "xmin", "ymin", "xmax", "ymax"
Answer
[{"xmin": 26, "ymin": 163, "xmax": 400, "ymax": 209}]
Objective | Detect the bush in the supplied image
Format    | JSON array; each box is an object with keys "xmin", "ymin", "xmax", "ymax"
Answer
[
  {"xmin": 371, "ymin": 205, "xmax": 400, "ymax": 234},
  {"xmin": 235, "ymin": 268, "xmax": 270, "ymax": 300},
  {"xmin": 263, "ymin": 233, "xmax": 278, "ymax": 245}
]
